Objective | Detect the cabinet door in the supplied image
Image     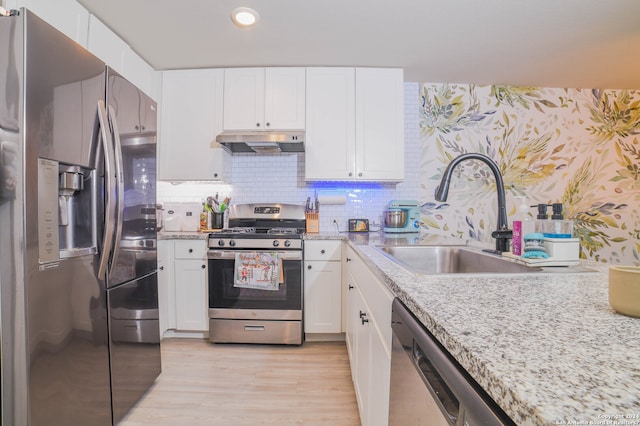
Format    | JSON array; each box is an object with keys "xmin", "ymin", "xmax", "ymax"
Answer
[
  {"xmin": 87, "ymin": 14, "xmax": 127, "ymax": 74},
  {"xmin": 223, "ymin": 68, "xmax": 265, "ymax": 130},
  {"xmin": 15, "ymin": 0, "xmax": 90, "ymax": 46},
  {"xmin": 174, "ymin": 259, "xmax": 208, "ymax": 331},
  {"xmin": 159, "ymin": 69, "xmax": 229, "ymax": 181},
  {"xmin": 355, "ymin": 68, "xmax": 404, "ymax": 181},
  {"xmin": 368, "ymin": 324, "xmax": 391, "ymax": 424},
  {"xmin": 305, "ymin": 67, "xmax": 355, "ymax": 181},
  {"xmin": 351, "ymin": 284, "xmax": 371, "ymax": 426},
  {"xmin": 304, "ymin": 260, "xmax": 342, "ymax": 333},
  {"xmin": 121, "ymin": 46, "xmax": 156, "ymax": 100},
  {"xmin": 264, "ymin": 68, "xmax": 306, "ymax": 130},
  {"xmin": 345, "ymin": 271, "xmax": 356, "ymax": 359},
  {"xmin": 345, "ymin": 246, "xmax": 393, "ymax": 425},
  {"xmin": 108, "ymin": 71, "xmax": 149, "ymax": 135},
  {"xmin": 157, "ymin": 240, "xmax": 175, "ymax": 335}
]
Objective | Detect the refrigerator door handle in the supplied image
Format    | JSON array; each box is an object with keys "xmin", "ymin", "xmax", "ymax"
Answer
[
  {"xmin": 107, "ymin": 105, "xmax": 125, "ymax": 280},
  {"xmin": 97, "ymin": 100, "xmax": 117, "ymax": 280}
]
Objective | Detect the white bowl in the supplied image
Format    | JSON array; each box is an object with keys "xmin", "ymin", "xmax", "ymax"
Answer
[{"xmin": 609, "ymin": 266, "xmax": 640, "ymax": 318}]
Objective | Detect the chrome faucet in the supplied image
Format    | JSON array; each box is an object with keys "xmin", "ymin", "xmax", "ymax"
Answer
[{"xmin": 434, "ymin": 153, "xmax": 512, "ymax": 253}]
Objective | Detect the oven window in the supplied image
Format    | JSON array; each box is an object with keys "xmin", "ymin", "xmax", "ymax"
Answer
[{"xmin": 208, "ymin": 258, "xmax": 302, "ymax": 310}]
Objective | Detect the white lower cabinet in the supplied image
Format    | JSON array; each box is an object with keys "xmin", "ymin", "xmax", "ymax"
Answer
[
  {"xmin": 345, "ymin": 245, "xmax": 394, "ymax": 426},
  {"xmin": 304, "ymin": 240, "xmax": 343, "ymax": 334},
  {"xmin": 158, "ymin": 239, "xmax": 209, "ymax": 334},
  {"xmin": 157, "ymin": 240, "xmax": 175, "ymax": 335}
]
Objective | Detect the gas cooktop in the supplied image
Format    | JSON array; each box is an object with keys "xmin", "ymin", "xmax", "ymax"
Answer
[{"xmin": 208, "ymin": 203, "xmax": 306, "ymax": 250}]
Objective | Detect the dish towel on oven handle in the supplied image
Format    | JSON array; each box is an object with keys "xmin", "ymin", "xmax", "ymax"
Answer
[{"xmin": 233, "ymin": 252, "xmax": 281, "ymax": 291}]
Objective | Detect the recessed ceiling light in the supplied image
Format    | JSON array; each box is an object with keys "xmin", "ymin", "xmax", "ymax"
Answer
[{"xmin": 231, "ymin": 7, "xmax": 260, "ymax": 27}]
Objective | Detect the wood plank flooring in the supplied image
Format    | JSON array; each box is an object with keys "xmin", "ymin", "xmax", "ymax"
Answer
[{"xmin": 120, "ymin": 338, "xmax": 361, "ymax": 426}]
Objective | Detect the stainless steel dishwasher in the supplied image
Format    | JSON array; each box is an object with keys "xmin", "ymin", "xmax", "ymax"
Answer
[{"xmin": 389, "ymin": 298, "xmax": 515, "ymax": 425}]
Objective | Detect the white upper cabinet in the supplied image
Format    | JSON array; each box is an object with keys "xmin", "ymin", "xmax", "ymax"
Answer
[
  {"xmin": 88, "ymin": 15, "xmax": 158, "ymax": 100},
  {"xmin": 305, "ymin": 67, "xmax": 404, "ymax": 181},
  {"xmin": 121, "ymin": 47, "xmax": 157, "ymax": 98},
  {"xmin": 10, "ymin": 0, "xmax": 89, "ymax": 47},
  {"xmin": 223, "ymin": 67, "xmax": 306, "ymax": 131},
  {"xmin": 305, "ymin": 68, "xmax": 356, "ymax": 181},
  {"xmin": 159, "ymin": 69, "xmax": 230, "ymax": 182},
  {"xmin": 87, "ymin": 14, "xmax": 127, "ymax": 74},
  {"xmin": 355, "ymin": 68, "xmax": 404, "ymax": 181},
  {"xmin": 108, "ymin": 72, "xmax": 157, "ymax": 135}
]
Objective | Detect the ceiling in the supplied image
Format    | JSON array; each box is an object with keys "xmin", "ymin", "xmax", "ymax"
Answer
[{"xmin": 77, "ymin": 0, "xmax": 640, "ymax": 89}]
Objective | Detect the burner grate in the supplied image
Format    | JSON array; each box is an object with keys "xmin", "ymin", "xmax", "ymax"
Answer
[
  {"xmin": 267, "ymin": 227, "xmax": 300, "ymax": 235},
  {"xmin": 222, "ymin": 227, "xmax": 256, "ymax": 234}
]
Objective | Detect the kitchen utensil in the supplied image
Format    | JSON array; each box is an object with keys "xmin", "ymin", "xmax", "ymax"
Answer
[
  {"xmin": 383, "ymin": 200, "xmax": 420, "ymax": 233},
  {"xmin": 211, "ymin": 211, "xmax": 224, "ymax": 229},
  {"xmin": 384, "ymin": 210, "xmax": 407, "ymax": 228},
  {"xmin": 609, "ymin": 266, "xmax": 640, "ymax": 318}
]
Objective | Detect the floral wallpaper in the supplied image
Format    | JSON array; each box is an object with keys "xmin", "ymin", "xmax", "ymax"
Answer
[{"xmin": 419, "ymin": 84, "xmax": 640, "ymax": 265}]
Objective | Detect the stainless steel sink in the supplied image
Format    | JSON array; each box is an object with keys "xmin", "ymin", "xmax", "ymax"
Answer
[{"xmin": 374, "ymin": 245, "xmax": 543, "ymax": 274}]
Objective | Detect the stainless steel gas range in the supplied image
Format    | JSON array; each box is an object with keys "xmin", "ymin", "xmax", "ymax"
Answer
[{"xmin": 207, "ymin": 203, "xmax": 305, "ymax": 345}]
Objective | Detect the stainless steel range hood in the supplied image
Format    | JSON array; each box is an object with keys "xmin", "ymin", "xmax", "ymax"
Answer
[{"xmin": 216, "ymin": 130, "xmax": 305, "ymax": 153}]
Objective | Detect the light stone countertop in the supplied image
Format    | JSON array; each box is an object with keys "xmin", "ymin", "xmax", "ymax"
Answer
[
  {"xmin": 158, "ymin": 231, "xmax": 209, "ymax": 240},
  {"xmin": 310, "ymin": 232, "xmax": 640, "ymax": 426}
]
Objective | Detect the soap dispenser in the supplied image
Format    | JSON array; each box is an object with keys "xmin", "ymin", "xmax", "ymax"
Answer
[{"xmin": 544, "ymin": 203, "xmax": 573, "ymax": 238}]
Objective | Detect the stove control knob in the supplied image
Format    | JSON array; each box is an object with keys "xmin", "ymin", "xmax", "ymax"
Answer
[
  {"xmin": 273, "ymin": 240, "xmax": 280, "ymax": 247},
  {"xmin": 284, "ymin": 240, "xmax": 291, "ymax": 247},
  {"xmin": 229, "ymin": 240, "xmax": 236, "ymax": 247},
  {"xmin": 217, "ymin": 239, "xmax": 225, "ymax": 247}
]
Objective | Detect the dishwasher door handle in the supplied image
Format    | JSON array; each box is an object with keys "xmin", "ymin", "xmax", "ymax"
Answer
[{"xmin": 413, "ymin": 343, "xmax": 460, "ymax": 424}]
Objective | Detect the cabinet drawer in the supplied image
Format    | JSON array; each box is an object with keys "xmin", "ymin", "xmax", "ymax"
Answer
[
  {"xmin": 304, "ymin": 240, "xmax": 342, "ymax": 261},
  {"xmin": 174, "ymin": 240, "xmax": 207, "ymax": 259}
]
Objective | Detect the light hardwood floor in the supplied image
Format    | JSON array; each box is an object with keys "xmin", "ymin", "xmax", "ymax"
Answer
[{"xmin": 120, "ymin": 338, "xmax": 361, "ymax": 425}]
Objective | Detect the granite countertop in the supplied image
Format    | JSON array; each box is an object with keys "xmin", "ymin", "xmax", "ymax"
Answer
[
  {"xmin": 158, "ymin": 231, "xmax": 209, "ymax": 240},
  {"xmin": 326, "ymin": 232, "xmax": 639, "ymax": 426}
]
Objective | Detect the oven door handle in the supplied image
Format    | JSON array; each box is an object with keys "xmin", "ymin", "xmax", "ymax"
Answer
[{"xmin": 208, "ymin": 250, "xmax": 302, "ymax": 261}]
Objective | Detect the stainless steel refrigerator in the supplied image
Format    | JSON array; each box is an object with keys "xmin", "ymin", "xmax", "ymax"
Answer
[{"xmin": 0, "ymin": 9, "xmax": 161, "ymax": 425}]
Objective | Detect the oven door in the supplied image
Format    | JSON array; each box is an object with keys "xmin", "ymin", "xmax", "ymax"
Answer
[{"xmin": 207, "ymin": 250, "xmax": 302, "ymax": 317}]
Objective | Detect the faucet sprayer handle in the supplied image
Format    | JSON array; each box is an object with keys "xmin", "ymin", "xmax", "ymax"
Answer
[{"xmin": 491, "ymin": 229, "xmax": 513, "ymax": 239}]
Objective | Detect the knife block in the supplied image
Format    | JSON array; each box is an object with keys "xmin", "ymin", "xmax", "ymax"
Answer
[{"xmin": 305, "ymin": 213, "xmax": 319, "ymax": 233}]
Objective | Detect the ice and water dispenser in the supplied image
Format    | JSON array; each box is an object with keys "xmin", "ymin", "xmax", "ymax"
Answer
[{"xmin": 37, "ymin": 158, "xmax": 97, "ymax": 264}]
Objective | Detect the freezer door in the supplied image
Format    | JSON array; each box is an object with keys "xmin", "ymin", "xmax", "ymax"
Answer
[
  {"xmin": 20, "ymin": 10, "xmax": 112, "ymax": 426},
  {"xmin": 105, "ymin": 69, "xmax": 158, "ymax": 287},
  {"xmin": 108, "ymin": 272, "xmax": 161, "ymax": 423}
]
